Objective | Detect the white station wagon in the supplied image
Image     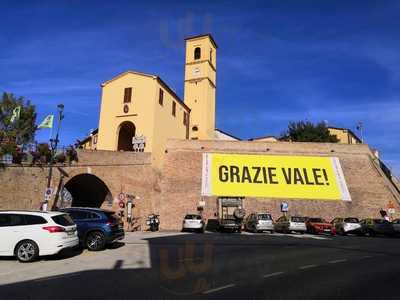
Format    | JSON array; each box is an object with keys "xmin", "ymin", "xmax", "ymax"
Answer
[{"xmin": 0, "ymin": 210, "xmax": 79, "ymax": 262}]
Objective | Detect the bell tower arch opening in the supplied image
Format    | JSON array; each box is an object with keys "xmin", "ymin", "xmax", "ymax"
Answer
[
  {"xmin": 64, "ymin": 174, "xmax": 112, "ymax": 208},
  {"xmin": 117, "ymin": 121, "xmax": 136, "ymax": 151},
  {"xmin": 194, "ymin": 47, "xmax": 201, "ymax": 60}
]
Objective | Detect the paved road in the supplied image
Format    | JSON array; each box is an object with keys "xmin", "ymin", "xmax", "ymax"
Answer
[{"xmin": 1, "ymin": 231, "xmax": 399, "ymax": 299}]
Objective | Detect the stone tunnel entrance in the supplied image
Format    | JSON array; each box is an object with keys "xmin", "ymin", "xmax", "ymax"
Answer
[{"xmin": 64, "ymin": 174, "xmax": 112, "ymax": 208}]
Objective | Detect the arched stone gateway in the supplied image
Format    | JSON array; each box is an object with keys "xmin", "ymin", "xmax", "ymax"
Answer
[{"xmin": 64, "ymin": 174, "xmax": 112, "ymax": 208}]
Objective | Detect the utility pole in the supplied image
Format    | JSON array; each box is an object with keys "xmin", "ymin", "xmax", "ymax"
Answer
[{"xmin": 42, "ymin": 104, "xmax": 64, "ymax": 211}]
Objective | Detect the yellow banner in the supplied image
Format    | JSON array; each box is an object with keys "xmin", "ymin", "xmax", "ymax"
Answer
[{"xmin": 201, "ymin": 153, "xmax": 351, "ymax": 201}]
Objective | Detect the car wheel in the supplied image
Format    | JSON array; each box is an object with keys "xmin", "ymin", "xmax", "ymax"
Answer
[
  {"xmin": 15, "ymin": 240, "xmax": 39, "ymax": 263},
  {"xmin": 339, "ymin": 228, "xmax": 346, "ymax": 236},
  {"xmin": 270, "ymin": 230, "xmax": 274, "ymax": 234},
  {"xmin": 86, "ymin": 231, "xmax": 106, "ymax": 251}
]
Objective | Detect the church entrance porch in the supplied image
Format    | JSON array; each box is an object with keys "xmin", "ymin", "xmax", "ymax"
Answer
[{"xmin": 117, "ymin": 121, "xmax": 136, "ymax": 151}]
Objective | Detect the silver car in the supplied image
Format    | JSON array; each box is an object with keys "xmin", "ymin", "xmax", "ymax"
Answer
[
  {"xmin": 331, "ymin": 217, "xmax": 362, "ymax": 235},
  {"xmin": 274, "ymin": 216, "xmax": 307, "ymax": 233},
  {"xmin": 244, "ymin": 213, "xmax": 274, "ymax": 233},
  {"xmin": 182, "ymin": 214, "xmax": 205, "ymax": 233}
]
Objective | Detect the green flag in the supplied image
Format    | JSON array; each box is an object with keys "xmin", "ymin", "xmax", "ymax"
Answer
[
  {"xmin": 10, "ymin": 106, "xmax": 21, "ymax": 123},
  {"xmin": 38, "ymin": 115, "xmax": 54, "ymax": 129}
]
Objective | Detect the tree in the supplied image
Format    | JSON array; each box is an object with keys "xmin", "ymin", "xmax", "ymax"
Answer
[
  {"xmin": 280, "ymin": 121, "xmax": 339, "ymax": 143},
  {"xmin": 0, "ymin": 92, "xmax": 37, "ymax": 155}
]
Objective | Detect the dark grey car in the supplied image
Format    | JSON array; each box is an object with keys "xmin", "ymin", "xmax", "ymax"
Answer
[{"xmin": 360, "ymin": 218, "xmax": 395, "ymax": 237}]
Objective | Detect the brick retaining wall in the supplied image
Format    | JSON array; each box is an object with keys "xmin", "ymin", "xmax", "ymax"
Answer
[{"xmin": 159, "ymin": 140, "xmax": 400, "ymax": 230}]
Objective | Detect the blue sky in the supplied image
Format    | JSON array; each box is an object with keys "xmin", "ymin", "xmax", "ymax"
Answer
[{"xmin": 1, "ymin": 0, "xmax": 399, "ymax": 175}]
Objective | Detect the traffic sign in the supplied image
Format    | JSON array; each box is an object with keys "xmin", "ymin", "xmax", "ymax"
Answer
[
  {"xmin": 44, "ymin": 188, "xmax": 53, "ymax": 201},
  {"xmin": 281, "ymin": 202, "xmax": 289, "ymax": 212},
  {"xmin": 118, "ymin": 193, "xmax": 125, "ymax": 201},
  {"xmin": 132, "ymin": 135, "xmax": 146, "ymax": 152}
]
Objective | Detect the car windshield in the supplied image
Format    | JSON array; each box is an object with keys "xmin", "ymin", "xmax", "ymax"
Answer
[
  {"xmin": 309, "ymin": 218, "xmax": 325, "ymax": 223},
  {"xmin": 185, "ymin": 215, "xmax": 201, "ymax": 220},
  {"xmin": 344, "ymin": 218, "xmax": 359, "ymax": 223},
  {"xmin": 52, "ymin": 214, "xmax": 74, "ymax": 226},
  {"xmin": 291, "ymin": 216, "xmax": 305, "ymax": 222},
  {"xmin": 258, "ymin": 214, "xmax": 272, "ymax": 220}
]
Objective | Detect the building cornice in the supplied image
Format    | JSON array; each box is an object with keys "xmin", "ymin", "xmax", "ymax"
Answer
[
  {"xmin": 185, "ymin": 77, "xmax": 216, "ymax": 89},
  {"xmin": 185, "ymin": 33, "xmax": 218, "ymax": 49},
  {"xmin": 186, "ymin": 59, "xmax": 216, "ymax": 72}
]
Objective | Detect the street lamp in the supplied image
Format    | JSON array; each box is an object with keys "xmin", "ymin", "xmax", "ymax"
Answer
[
  {"xmin": 42, "ymin": 104, "xmax": 64, "ymax": 211},
  {"xmin": 356, "ymin": 121, "xmax": 364, "ymax": 143}
]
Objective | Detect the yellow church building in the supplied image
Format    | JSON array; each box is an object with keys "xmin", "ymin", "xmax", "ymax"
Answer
[
  {"xmin": 78, "ymin": 33, "xmax": 363, "ymax": 169},
  {"xmin": 79, "ymin": 34, "xmax": 221, "ymax": 168}
]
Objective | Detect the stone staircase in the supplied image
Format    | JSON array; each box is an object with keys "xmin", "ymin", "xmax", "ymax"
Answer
[{"xmin": 370, "ymin": 156, "xmax": 400, "ymax": 204}]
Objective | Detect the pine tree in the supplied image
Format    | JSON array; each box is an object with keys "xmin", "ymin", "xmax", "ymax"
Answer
[{"xmin": 280, "ymin": 121, "xmax": 339, "ymax": 143}]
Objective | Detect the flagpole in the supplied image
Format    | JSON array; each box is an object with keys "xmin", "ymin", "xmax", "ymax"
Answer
[{"xmin": 43, "ymin": 105, "xmax": 64, "ymax": 211}]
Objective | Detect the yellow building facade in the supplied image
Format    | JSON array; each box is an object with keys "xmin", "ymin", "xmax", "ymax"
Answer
[
  {"xmin": 79, "ymin": 34, "xmax": 217, "ymax": 168},
  {"xmin": 79, "ymin": 129, "xmax": 98, "ymax": 150},
  {"xmin": 327, "ymin": 126, "xmax": 362, "ymax": 144}
]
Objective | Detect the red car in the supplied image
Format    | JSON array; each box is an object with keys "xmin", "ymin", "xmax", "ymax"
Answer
[{"xmin": 306, "ymin": 217, "xmax": 336, "ymax": 235}]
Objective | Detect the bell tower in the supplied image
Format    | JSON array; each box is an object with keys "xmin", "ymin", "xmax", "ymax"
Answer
[{"xmin": 184, "ymin": 34, "xmax": 217, "ymax": 140}]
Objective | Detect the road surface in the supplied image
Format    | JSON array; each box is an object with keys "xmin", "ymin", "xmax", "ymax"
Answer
[{"xmin": 0, "ymin": 231, "xmax": 399, "ymax": 299}]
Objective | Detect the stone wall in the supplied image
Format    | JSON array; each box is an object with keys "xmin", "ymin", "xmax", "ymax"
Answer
[
  {"xmin": 0, "ymin": 150, "xmax": 160, "ymax": 230},
  {"xmin": 1, "ymin": 141, "xmax": 399, "ymax": 232},
  {"xmin": 159, "ymin": 139, "xmax": 400, "ymax": 230}
]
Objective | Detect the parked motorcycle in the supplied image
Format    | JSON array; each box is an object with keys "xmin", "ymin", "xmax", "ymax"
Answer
[{"xmin": 147, "ymin": 214, "xmax": 160, "ymax": 231}]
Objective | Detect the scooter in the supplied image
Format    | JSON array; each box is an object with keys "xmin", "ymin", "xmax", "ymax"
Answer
[{"xmin": 147, "ymin": 214, "xmax": 160, "ymax": 231}]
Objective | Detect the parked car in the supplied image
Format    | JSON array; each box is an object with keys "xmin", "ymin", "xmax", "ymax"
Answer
[
  {"xmin": 244, "ymin": 213, "xmax": 274, "ymax": 233},
  {"xmin": 306, "ymin": 217, "xmax": 336, "ymax": 235},
  {"xmin": 60, "ymin": 207, "xmax": 124, "ymax": 251},
  {"xmin": 0, "ymin": 210, "xmax": 78, "ymax": 262},
  {"xmin": 274, "ymin": 215, "xmax": 307, "ymax": 234},
  {"xmin": 331, "ymin": 217, "xmax": 362, "ymax": 235},
  {"xmin": 218, "ymin": 208, "xmax": 245, "ymax": 233},
  {"xmin": 218, "ymin": 217, "xmax": 242, "ymax": 233},
  {"xmin": 392, "ymin": 219, "xmax": 400, "ymax": 235},
  {"xmin": 359, "ymin": 218, "xmax": 395, "ymax": 237},
  {"xmin": 182, "ymin": 214, "xmax": 205, "ymax": 233}
]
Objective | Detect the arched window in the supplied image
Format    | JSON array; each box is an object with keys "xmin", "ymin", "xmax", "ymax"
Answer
[{"xmin": 194, "ymin": 47, "xmax": 201, "ymax": 60}]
